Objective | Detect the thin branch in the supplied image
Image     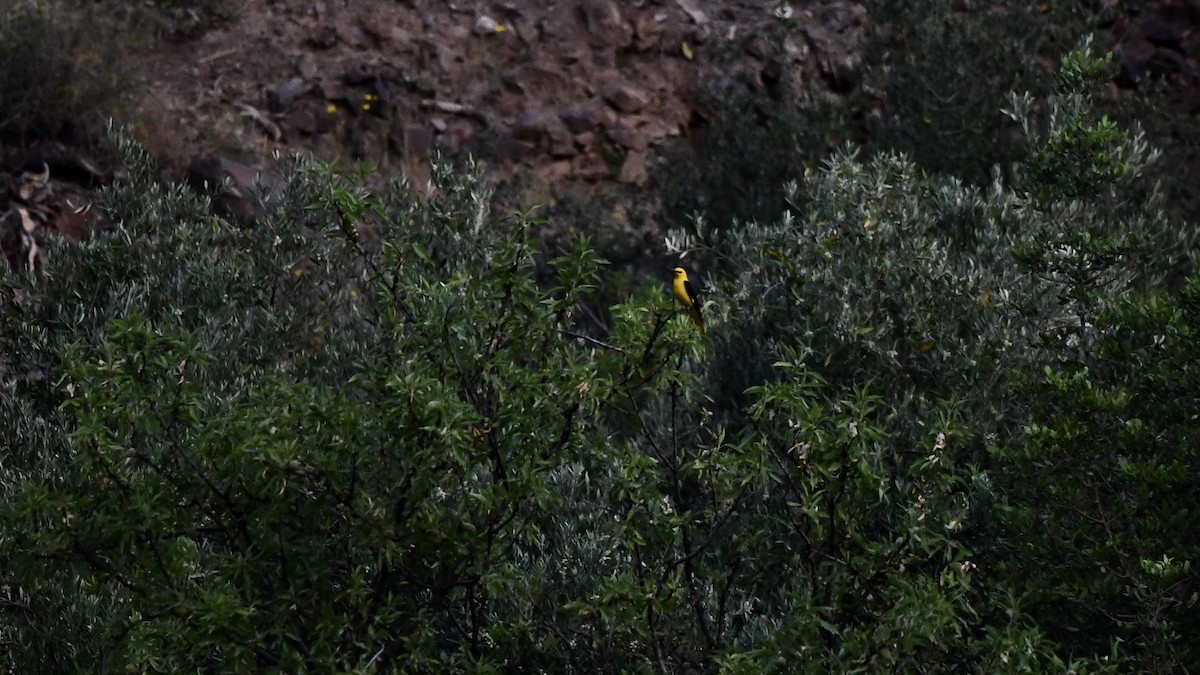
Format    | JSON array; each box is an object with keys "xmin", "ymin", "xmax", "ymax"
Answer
[{"xmin": 558, "ymin": 329, "xmax": 628, "ymax": 355}]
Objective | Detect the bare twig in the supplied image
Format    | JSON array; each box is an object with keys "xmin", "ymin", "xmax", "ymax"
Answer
[
  {"xmin": 558, "ymin": 329, "xmax": 628, "ymax": 354},
  {"xmin": 238, "ymin": 103, "xmax": 283, "ymax": 140},
  {"xmin": 420, "ymin": 99, "xmax": 486, "ymax": 120},
  {"xmin": 198, "ymin": 47, "xmax": 239, "ymax": 65}
]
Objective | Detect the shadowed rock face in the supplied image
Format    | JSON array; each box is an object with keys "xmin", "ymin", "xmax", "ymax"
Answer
[{"xmin": 1113, "ymin": 1, "xmax": 1200, "ymax": 98}]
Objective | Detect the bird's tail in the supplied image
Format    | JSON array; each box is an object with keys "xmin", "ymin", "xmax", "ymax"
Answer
[{"xmin": 689, "ymin": 307, "xmax": 706, "ymax": 334}]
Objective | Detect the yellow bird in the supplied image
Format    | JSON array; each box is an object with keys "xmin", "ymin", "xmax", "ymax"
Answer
[{"xmin": 671, "ymin": 267, "xmax": 705, "ymax": 334}]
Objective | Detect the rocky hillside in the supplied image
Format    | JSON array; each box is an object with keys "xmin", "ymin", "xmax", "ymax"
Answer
[
  {"xmin": 133, "ymin": 1, "xmax": 865, "ymax": 199},
  {"xmin": 3, "ymin": 0, "xmax": 1200, "ymax": 271}
]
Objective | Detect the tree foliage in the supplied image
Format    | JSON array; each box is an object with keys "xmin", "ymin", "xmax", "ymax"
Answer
[{"xmin": 2, "ymin": 47, "xmax": 1197, "ymax": 673}]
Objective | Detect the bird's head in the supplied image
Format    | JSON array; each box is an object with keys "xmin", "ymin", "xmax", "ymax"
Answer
[{"xmin": 672, "ymin": 267, "xmax": 686, "ymax": 279}]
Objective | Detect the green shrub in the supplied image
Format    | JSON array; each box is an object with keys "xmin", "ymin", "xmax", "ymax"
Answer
[
  {"xmin": 0, "ymin": 127, "xmax": 1042, "ymax": 672},
  {"xmin": 2, "ymin": 45, "xmax": 1195, "ymax": 673},
  {"xmin": 0, "ymin": 2, "xmax": 129, "ymax": 145},
  {"xmin": 0, "ymin": 129, "xmax": 612, "ymax": 670},
  {"xmin": 992, "ymin": 282, "xmax": 1200, "ymax": 670},
  {"xmin": 653, "ymin": 0, "xmax": 1111, "ymax": 249},
  {"xmin": 859, "ymin": 0, "xmax": 1114, "ymax": 182},
  {"xmin": 664, "ymin": 44, "xmax": 1195, "ymax": 669}
]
